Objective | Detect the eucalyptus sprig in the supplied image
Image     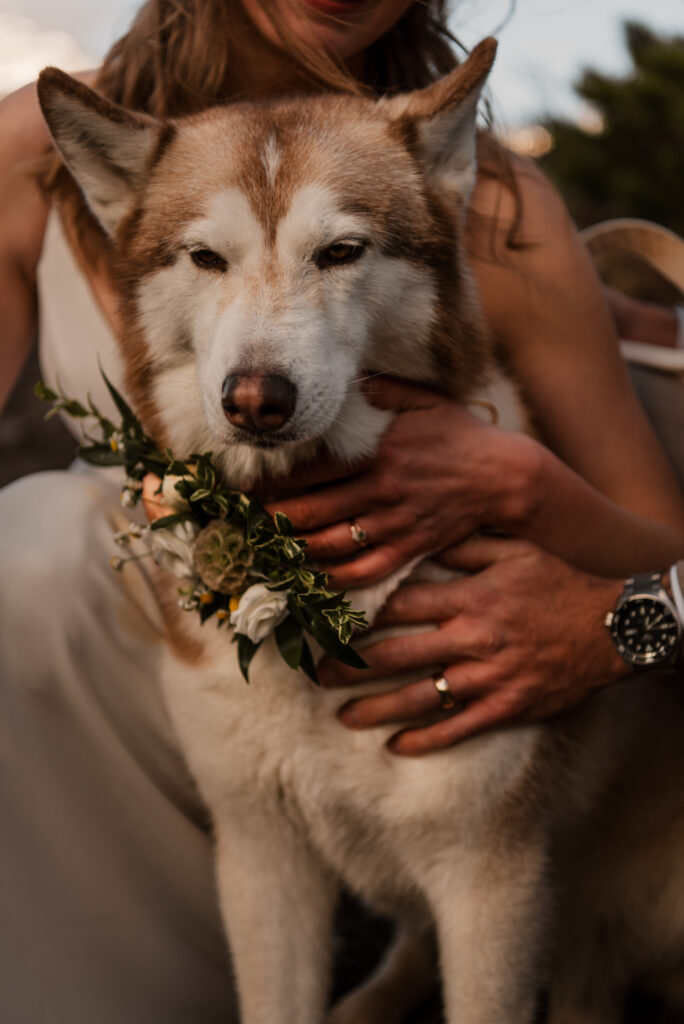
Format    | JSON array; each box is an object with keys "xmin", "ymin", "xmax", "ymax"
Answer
[{"xmin": 35, "ymin": 375, "xmax": 368, "ymax": 683}]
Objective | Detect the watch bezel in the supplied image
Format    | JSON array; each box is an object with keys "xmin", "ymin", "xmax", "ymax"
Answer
[{"xmin": 611, "ymin": 591, "xmax": 682, "ymax": 667}]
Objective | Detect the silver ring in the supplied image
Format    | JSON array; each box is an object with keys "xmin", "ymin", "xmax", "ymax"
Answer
[
  {"xmin": 349, "ymin": 520, "xmax": 369, "ymax": 548},
  {"xmin": 432, "ymin": 671, "xmax": 456, "ymax": 710}
]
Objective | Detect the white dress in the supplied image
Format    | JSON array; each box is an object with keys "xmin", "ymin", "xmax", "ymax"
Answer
[{"xmin": 0, "ymin": 212, "xmax": 238, "ymax": 1022}]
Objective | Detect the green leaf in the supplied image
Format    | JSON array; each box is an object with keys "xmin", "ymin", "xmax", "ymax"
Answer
[
  {"xmin": 101, "ymin": 369, "xmax": 140, "ymax": 433},
  {"xmin": 190, "ymin": 488, "xmax": 212, "ymax": 502},
  {"xmin": 309, "ymin": 619, "xmax": 367, "ymax": 669},
  {"xmin": 150, "ymin": 512, "xmax": 191, "ymax": 531},
  {"xmin": 274, "ymin": 615, "xmax": 303, "ymax": 670},
  {"xmin": 299, "ymin": 638, "xmax": 319, "ymax": 684},
  {"xmin": 265, "ymin": 575, "xmax": 296, "ymax": 592},
  {"xmin": 60, "ymin": 398, "xmax": 90, "ymax": 418},
  {"xmin": 236, "ymin": 633, "xmax": 259, "ymax": 682},
  {"xmin": 77, "ymin": 445, "xmax": 126, "ymax": 466},
  {"xmin": 199, "ymin": 600, "xmax": 217, "ymax": 624},
  {"xmin": 167, "ymin": 460, "xmax": 189, "ymax": 476},
  {"xmin": 273, "ymin": 511, "xmax": 294, "ymax": 536},
  {"xmin": 34, "ymin": 381, "xmax": 58, "ymax": 403}
]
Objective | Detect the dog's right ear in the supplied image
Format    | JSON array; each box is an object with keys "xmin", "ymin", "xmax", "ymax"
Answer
[
  {"xmin": 381, "ymin": 37, "xmax": 497, "ymax": 204},
  {"xmin": 37, "ymin": 69, "xmax": 164, "ymax": 237}
]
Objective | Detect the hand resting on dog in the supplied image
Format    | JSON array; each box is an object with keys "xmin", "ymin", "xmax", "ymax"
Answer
[{"xmin": 319, "ymin": 534, "xmax": 632, "ymax": 756}]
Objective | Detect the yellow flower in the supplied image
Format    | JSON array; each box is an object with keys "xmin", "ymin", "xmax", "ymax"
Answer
[
  {"xmin": 110, "ymin": 438, "xmax": 119, "ymax": 452},
  {"xmin": 200, "ymin": 592, "xmax": 215, "ymax": 606},
  {"xmin": 217, "ymin": 609, "xmax": 229, "ymax": 622},
  {"xmin": 229, "ymin": 595, "xmax": 240, "ymax": 613}
]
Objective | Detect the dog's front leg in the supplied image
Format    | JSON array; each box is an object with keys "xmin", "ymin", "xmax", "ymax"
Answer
[
  {"xmin": 423, "ymin": 837, "xmax": 548, "ymax": 1024},
  {"xmin": 213, "ymin": 811, "xmax": 337, "ymax": 1024}
]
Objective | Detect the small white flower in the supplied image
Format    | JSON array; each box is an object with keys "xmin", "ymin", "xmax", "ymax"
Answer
[
  {"xmin": 144, "ymin": 520, "xmax": 200, "ymax": 580},
  {"xmin": 110, "ymin": 556, "xmax": 125, "ymax": 572},
  {"xmin": 121, "ymin": 488, "xmax": 137, "ymax": 509},
  {"xmin": 230, "ymin": 583, "xmax": 289, "ymax": 644},
  {"xmin": 127, "ymin": 523, "xmax": 144, "ymax": 539},
  {"xmin": 113, "ymin": 531, "xmax": 131, "ymax": 546}
]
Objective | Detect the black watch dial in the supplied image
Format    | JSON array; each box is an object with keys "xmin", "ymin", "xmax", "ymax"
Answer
[{"xmin": 612, "ymin": 596, "xmax": 680, "ymax": 666}]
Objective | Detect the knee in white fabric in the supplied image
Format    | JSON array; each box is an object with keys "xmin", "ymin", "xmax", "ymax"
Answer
[{"xmin": 0, "ymin": 470, "xmax": 119, "ymax": 615}]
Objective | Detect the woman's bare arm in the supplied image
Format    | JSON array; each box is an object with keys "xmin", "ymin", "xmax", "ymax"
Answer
[
  {"xmin": 468, "ymin": 156, "xmax": 684, "ymax": 530},
  {"xmin": 0, "ymin": 83, "xmax": 54, "ymax": 412}
]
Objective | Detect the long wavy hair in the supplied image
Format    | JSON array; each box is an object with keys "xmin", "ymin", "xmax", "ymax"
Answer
[{"xmin": 47, "ymin": 0, "xmax": 520, "ymax": 258}]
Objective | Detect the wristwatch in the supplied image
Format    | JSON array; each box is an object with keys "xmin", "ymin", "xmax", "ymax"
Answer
[{"xmin": 605, "ymin": 571, "xmax": 682, "ymax": 667}]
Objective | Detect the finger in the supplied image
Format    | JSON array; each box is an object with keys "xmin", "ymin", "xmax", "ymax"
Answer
[
  {"xmin": 374, "ymin": 580, "xmax": 471, "ymax": 626},
  {"xmin": 141, "ymin": 473, "xmax": 170, "ymax": 523},
  {"xmin": 318, "ymin": 627, "xmax": 472, "ymax": 688},
  {"xmin": 339, "ymin": 678, "xmax": 441, "ymax": 728},
  {"xmin": 301, "ymin": 510, "xmax": 405, "ymax": 562},
  {"xmin": 362, "ymin": 375, "xmax": 442, "ymax": 413},
  {"xmin": 254, "ymin": 456, "xmax": 369, "ymax": 496},
  {"xmin": 437, "ymin": 534, "xmax": 534, "ymax": 573},
  {"xmin": 264, "ymin": 476, "xmax": 376, "ymax": 533},
  {"xmin": 387, "ymin": 697, "xmax": 518, "ymax": 756},
  {"xmin": 321, "ymin": 544, "xmax": 413, "ymax": 590},
  {"xmin": 338, "ymin": 669, "xmax": 487, "ymax": 729}
]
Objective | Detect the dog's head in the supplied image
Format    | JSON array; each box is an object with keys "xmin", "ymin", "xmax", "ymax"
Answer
[{"xmin": 38, "ymin": 39, "xmax": 496, "ymax": 484}]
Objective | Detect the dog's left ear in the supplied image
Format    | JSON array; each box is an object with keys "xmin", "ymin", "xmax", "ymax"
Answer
[
  {"xmin": 381, "ymin": 37, "xmax": 497, "ymax": 201},
  {"xmin": 38, "ymin": 68, "xmax": 164, "ymax": 236}
]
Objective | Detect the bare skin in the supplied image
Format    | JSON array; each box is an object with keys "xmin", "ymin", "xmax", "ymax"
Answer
[
  {"xmin": 265, "ymin": 376, "xmax": 684, "ymax": 583},
  {"xmin": 1, "ymin": 6, "xmax": 683, "ymax": 758},
  {"xmin": 317, "ymin": 535, "xmax": 630, "ymax": 756}
]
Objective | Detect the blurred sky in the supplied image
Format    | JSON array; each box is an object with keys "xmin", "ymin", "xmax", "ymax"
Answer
[{"xmin": 0, "ymin": 0, "xmax": 682, "ymax": 125}]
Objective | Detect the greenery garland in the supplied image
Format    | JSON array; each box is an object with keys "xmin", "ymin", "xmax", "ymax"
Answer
[{"xmin": 35, "ymin": 374, "xmax": 368, "ymax": 683}]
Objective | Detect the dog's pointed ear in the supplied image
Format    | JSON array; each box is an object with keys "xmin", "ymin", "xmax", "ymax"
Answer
[
  {"xmin": 37, "ymin": 68, "xmax": 164, "ymax": 236},
  {"xmin": 381, "ymin": 37, "xmax": 497, "ymax": 201}
]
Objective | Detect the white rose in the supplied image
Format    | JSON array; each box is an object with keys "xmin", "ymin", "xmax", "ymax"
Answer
[
  {"xmin": 230, "ymin": 584, "xmax": 289, "ymax": 643},
  {"xmin": 145, "ymin": 520, "xmax": 200, "ymax": 580}
]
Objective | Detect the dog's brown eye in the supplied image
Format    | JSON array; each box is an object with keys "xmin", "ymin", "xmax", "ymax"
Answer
[
  {"xmin": 190, "ymin": 249, "xmax": 227, "ymax": 272},
  {"xmin": 316, "ymin": 240, "xmax": 365, "ymax": 270}
]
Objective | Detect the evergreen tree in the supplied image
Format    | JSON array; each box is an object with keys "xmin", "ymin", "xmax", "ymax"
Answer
[{"xmin": 541, "ymin": 22, "xmax": 684, "ymax": 235}]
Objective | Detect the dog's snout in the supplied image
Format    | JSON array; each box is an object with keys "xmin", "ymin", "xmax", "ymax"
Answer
[{"xmin": 221, "ymin": 372, "xmax": 297, "ymax": 433}]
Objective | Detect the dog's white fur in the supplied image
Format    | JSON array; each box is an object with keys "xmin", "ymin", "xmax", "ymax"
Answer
[{"xmin": 39, "ymin": 41, "xmax": 684, "ymax": 1024}]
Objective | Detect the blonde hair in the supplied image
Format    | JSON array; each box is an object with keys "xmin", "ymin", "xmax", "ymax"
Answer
[{"xmin": 95, "ymin": 0, "xmax": 460, "ymax": 115}]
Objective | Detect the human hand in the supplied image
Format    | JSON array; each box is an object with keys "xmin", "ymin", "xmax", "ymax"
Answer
[
  {"xmin": 266, "ymin": 377, "xmax": 538, "ymax": 589},
  {"xmin": 318, "ymin": 535, "xmax": 628, "ymax": 755}
]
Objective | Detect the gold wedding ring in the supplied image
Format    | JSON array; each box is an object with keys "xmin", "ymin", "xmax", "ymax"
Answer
[
  {"xmin": 349, "ymin": 520, "xmax": 369, "ymax": 548},
  {"xmin": 432, "ymin": 671, "xmax": 456, "ymax": 710}
]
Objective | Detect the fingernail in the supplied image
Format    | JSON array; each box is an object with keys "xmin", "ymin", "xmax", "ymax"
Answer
[{"xmin": 387, "ymin": 733, "xmax": 418, "ymax": 757}]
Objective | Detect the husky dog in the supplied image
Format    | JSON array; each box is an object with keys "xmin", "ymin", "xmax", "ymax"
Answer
[{"xmin": 38, "ymin": 41, "xmax": 684, "ymax": 1024}]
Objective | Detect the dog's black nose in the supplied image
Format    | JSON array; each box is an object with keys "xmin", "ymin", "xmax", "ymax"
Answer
[{"xmin": 221, "ymin": 372, "xmax": 297, "ymax": 433}]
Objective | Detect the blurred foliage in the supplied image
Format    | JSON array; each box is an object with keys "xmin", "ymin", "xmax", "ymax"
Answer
[{"xmin": 541, "ymin": 22, "xmax": 684, "ymax": 237}]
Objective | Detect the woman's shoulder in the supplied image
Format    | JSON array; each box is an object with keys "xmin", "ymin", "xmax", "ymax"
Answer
[
  {"xmin": 0, "ymin": 69, "xmax": 99, "ymax": 164},
  {"xmin": 0, "ymin": 82, "xmax": 55, "ymax": 276},
  {"xmin": 469, "ymin": 148, "xmax": 574, "ymax": 252},
  {"xmin": 0, "ymin": 71, "xmax": 99, "ymax": 275}
]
